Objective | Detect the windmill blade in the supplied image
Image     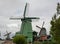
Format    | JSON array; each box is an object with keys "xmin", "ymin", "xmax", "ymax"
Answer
[
  {"xmin": 23, "ymin": 3, "xmax": 29, "ymax": 18},
  {"xmin": 4, "ymin": 31, "xmax": 11, "ymax": 36},
  {"xmin": 26, "ymin": 17, "xmax": 40, "ymax": 19},
  {"xmin": 10, "ymin": 18, "xmax": 23, "ymax": 20},
  {"xmin": 6, "ymin": 31, "xmax": 8, "ymax": 34},
  {"xmin": 4, "ymin": 33, "xmax": 11, "ymax": 36},
  {"xmin": 36, "ymin": 25, "xmax": 41, "ymax": 29},
  {"xmin": 4, "ymin": 34, "xmax": 8, "ymax": 36},
  {"xmin": 8, "ymin": 32, "xmax": 11, "ymax": 34},
  {"xmin": 42, "ymin": 21, "xmax": 45, "ymax": 28}
]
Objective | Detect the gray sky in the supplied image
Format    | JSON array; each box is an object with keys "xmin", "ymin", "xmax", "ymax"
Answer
[{"xmin": 0, "ymin": 0, "xmax": 59, "ymax": 39}]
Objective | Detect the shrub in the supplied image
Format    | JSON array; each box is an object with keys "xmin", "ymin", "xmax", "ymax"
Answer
[{"xmin": 13, "ymin": 35, "xmax": 27, "ymax": 44}]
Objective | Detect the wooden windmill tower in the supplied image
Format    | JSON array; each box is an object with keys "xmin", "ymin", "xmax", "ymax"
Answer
[
  {"xmin": 36, "ymin": 22, "xmax": 47, "ymax": 41},
  {"xmin": 4, "ymin": 31, "xmax": 11, "ymax": 40},
  {"xmin": 10, "ymin": 3, "xmax": 39, "ymax": 42}
]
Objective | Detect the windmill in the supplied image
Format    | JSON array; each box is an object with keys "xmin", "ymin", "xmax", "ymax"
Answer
[
  {"xmin": 4, "ymin": 31, "xmax": 11, "ymax": 40},
  {"xmin": 10, "ymin": 3, "xmax": 39, "ymax": 42},
  {"xmin": 36, "ymin": 22, "xmax": 47, "ymax": 41}
]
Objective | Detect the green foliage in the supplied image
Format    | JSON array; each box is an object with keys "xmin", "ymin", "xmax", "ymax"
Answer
[
  {"xmin": 13, "ymin": 35, "xmax": 27, "ymax": 44},
  {"xmin": 50, "ymin": 14, "xmax": 60, "ymax": 44},
  {"xmin": 33, "ymin": 41, "xmax": 42, "ymax": 44}
]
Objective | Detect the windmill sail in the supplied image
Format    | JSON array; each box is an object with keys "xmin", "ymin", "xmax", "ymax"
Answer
[
  {"xmin": 10, "ymin": 17, "xmax": 22, "ymax": 20},
  {"xmin": 4, "ymin": 31, "xmax": 11, "ymax": 40},
  {"xmin": 42, "ymin": 21, "xmax": 45, "ymax": 28},
  {"xmin": 23, "ymin": 3, "xmax": 29, "ymax": 18},
  {"xmin": 36, "ymin": 25, "xmax": 41, "ymax": 29}
]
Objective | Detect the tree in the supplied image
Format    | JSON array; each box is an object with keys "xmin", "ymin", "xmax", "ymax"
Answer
[
  {"xmin": 13, "ymin": 35, "xmax": 27, "ymax": 44},
  {"xmin": 50, "ymin": 14, "xmax": 60, "ymax": 44}
]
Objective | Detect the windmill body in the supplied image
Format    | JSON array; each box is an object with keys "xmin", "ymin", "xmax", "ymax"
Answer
[
  {"xmin": 10, "ymin": 3, "xmax": 39, "ymax": 42},
  {"xmin": 39, "ymin": 28, "xmax": 47, "ymax": 36},
  {"xmin": 20, "ymin": 18, "xmax": 33, "ymax": 42},
  {"xmin": 5, "ymin": 34, "xmax": 11, "ymax": 40}
]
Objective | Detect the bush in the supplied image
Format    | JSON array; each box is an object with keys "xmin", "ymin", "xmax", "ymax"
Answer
[{"xmin": 13, "ymin": 35, "xmax": 27, "ymax": 44}]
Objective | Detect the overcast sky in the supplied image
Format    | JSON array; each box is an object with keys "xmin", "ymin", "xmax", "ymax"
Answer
[{"xmin": 0, "ymin": 0, "xmax": 60, "ymax": 39}]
